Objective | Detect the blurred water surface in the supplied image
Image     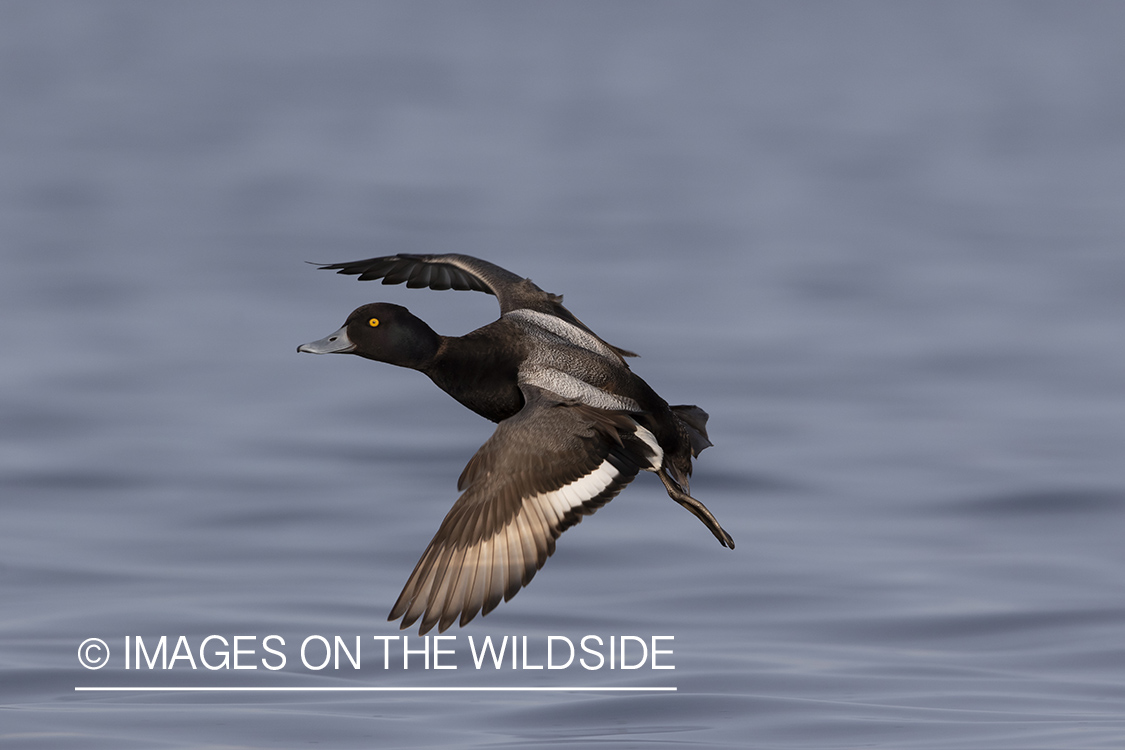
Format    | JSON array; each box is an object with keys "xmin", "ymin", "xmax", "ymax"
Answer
[{"xmin": 3, "ymin": 3, "xmax": 1125, "ymax": 748}]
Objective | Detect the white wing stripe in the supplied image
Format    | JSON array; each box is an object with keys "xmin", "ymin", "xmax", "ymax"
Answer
[
  {"xmin": 632, "ymin": 423, "xmax": 663, "ymax": 471},
  {"xmin": 536, "ymin": 458, "xmax": 619, "ymax": 513},
  {"xmin": 547, "ymin": 488, "xmax": 572, "ymax": 517},
  {"xmin": 471, "ymin": 458, "xmax": 626, "ymax": 575}
]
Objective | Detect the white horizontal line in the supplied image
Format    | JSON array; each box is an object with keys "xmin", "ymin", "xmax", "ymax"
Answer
[{"xmin": 75, "ymin": 686, "xmax": 676, "ymax": 693}]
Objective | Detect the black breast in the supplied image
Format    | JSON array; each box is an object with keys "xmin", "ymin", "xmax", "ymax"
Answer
[{"xmin": 423, "ymin": 327, "xmax": 526, "ymax": 422}]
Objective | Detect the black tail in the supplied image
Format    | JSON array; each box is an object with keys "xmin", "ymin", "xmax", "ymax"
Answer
[{"xmin": 671, "ymin": 404, "xmax": 712, "ymax": 458}]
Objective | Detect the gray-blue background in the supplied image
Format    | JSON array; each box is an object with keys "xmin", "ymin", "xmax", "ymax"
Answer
[{"xmin": 3, "ymin": 2, "xmax": 1124, "ymax": 747}]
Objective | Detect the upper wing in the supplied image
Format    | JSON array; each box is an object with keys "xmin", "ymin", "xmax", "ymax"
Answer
[
  {"xmin": 316, "ymin": 253, "xmax": 638, "ymax": 358},
  {"xmin": 317, "ymin": 254, "xmax": 524, "ymax": 300},
  {"xmin": 388, "ymin": 386, "xmax": 661, "ymax": 634}
]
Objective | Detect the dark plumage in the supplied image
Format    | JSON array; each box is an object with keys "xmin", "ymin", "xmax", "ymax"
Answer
[{"xmin": 299, "ymin": 254, "xmax": 733, "ymax": 633}]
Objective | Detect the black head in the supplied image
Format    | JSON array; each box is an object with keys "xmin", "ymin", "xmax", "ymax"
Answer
[{"xmin": 298, "ymin": 302, "xmax": 440, "ymax": 370}]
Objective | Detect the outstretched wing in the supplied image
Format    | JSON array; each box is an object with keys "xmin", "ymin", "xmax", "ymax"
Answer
[
  {"xmin": 317, "ymin": 254, "xmax": 523, "ymax": 300},
  {"xmin": 389, "ymin": 386, "xmax": 661, "ymax": 634},
  {"xmin": 316, "ymin": 253, "xmax": 638, "ymax": 358}
]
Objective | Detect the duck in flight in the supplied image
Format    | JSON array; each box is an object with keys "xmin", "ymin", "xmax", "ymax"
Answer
[{"xmin": 298, "ymin": 254, "xmax": 734, "ymax": 634}]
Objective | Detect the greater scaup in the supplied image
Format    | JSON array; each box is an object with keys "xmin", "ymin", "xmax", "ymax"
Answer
[{"xmin": 299, "ymin": 254, "xmax": 733, "ymax": 633}]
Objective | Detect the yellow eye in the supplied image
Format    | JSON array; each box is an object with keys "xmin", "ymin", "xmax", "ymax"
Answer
[{"xmin": 368, "ymin": 318, "xmax": 380, "ymax": 327}]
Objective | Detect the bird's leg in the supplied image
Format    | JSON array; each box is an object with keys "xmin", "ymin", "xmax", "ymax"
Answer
[{"xmin": 658, "ymin": 471, "xmax": 735, "ymax": 549}]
